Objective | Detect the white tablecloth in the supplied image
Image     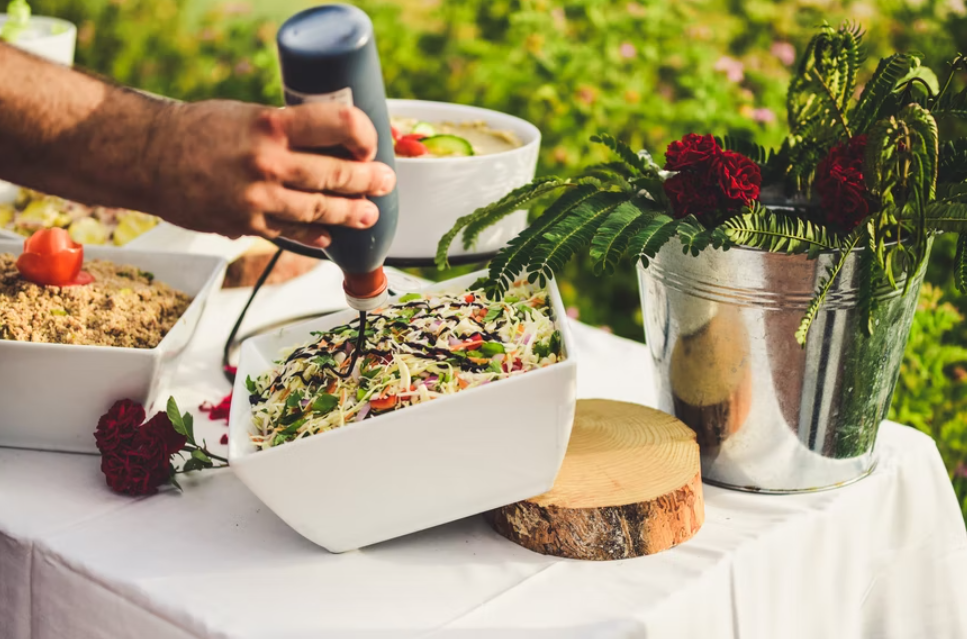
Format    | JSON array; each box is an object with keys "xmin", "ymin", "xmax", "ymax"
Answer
[{"xmin": 2, "ymin": 262, "xmax": 966, "ymax": 639}]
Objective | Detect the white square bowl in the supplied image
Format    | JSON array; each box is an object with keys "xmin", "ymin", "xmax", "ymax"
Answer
[
  {"xmin": 0, "ymin": 240, "xmax": 226, "ymax": 453},
  {"xmin": 228, "ymin": 271, "xmax": 577, "ymax": 553}
]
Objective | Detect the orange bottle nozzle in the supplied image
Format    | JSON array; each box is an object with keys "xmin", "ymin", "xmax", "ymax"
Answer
[{"xmin": 343, "ymin": 267, "xmax": 389, "ymax": 311}]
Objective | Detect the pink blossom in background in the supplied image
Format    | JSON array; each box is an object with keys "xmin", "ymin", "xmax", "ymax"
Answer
[
  {"xmin": 566, "ymin": 307, "xmax": 580, "ymax": 320},
  {"xmin": 619, "ymin": 42, "xmax": 636, "ymax": 59},
  {"xmin": 551, "ymin": 7, "xmax": 566, "ymax": 28},
  {"xmin": 714, "ymin": 56, "xmax": 744, "ymax": 83},
  {"xmin": 222, "ymin": 2, "xmax": 252, "ymax": 15},
  {"xmin": 752, "ymin": 108, "xmax": 777, "ymax": 124},
  {"xmin": 956, "ymin": 462, "xmax": 967, "ymax": 478},
  {"xmin": 771, "ymin": 41, "xmax": 796, "ymax": 66}
]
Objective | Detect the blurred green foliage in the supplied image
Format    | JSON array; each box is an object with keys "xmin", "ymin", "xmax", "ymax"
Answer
[{"xmin": 24, "ymin": 0, "xmax": 967, "ymax": 511}]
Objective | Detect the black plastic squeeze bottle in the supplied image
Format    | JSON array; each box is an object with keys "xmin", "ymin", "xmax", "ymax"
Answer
[{"xmin": 276, "ymin": 4, "xmax": 398, "ymax": 312}]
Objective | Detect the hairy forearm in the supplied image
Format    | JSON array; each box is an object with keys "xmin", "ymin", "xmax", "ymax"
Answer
[{"xmin": 0, "ymin": 43, "xmax": 173, "ymax": 210}]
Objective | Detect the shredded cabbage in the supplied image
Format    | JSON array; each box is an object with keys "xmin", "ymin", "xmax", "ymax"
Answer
[{"xmin": 249, "ymin": 281, "xmax": 562, "ymax": 450}]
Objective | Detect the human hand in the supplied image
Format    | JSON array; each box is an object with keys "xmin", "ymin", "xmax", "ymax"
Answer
[{"xmin": 145, "ymin": 100, "xmax": 395, "ymax": 247}]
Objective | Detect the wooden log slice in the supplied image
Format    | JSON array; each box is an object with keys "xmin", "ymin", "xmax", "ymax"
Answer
[
  {"xmin": 223, "ymin": 238, "xmax": 320, "ymax": 289},
  {"xmin": 487, "ymin": 399, "xmax": 704, "ymax": 561}
]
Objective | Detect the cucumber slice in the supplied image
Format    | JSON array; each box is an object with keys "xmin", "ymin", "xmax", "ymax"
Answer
[
  {"xmin": 411, "ymin": 121, "xmax": 437, "ymax": 137},
  {"xmin": 421, "ymin": 135, "xmax": 475, "ymax": 157}
]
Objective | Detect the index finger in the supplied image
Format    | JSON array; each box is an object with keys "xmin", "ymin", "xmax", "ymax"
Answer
[{"xmin": 278, "ymin": 103, "xmax": 378, "ymax": 161}]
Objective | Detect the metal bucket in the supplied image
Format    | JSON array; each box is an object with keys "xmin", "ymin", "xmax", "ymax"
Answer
[{"xmin": 637, "ymin": 238, "xmax": 928, "ymax": 492}]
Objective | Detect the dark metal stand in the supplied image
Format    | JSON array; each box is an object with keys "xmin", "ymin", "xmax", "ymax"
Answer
[{"xmin": 221, "ymin": 241, "xmax": 498, "ymax": 384}]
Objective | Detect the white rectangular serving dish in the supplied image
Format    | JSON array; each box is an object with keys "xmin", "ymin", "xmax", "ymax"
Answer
[
  {"xmin": 229, "ymin": 271, "xmax": 577, "ymax": 553},
  {"xmin": 0, "ymin": 240, "xmax": 226, "ymax": 453},
  {"xmin": 0, "ymin": 187, "xmax": 254, "ymax": 263}
]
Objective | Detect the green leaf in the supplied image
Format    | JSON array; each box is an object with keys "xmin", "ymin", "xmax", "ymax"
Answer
[
  {"xmin": 183, "ymin": 412, "xmax": 195, "ymax": 446},
  {"xmin": 956, "ymin": 234, "xmax": 967, "ymax": 294},
  {"xmin": 311, "ymin": 393, "xmax": 338, "ymax": 414},
  {"xmin": 399, "ymin": 293, "xmax": 422, "ymax": 303},
  {"xmin": 939, "ymin": 139, "xmax": 967, "ymax": 185},
  {"xmin": 280, "ymin": 418, "xmax": 306, "ymax": 435},
  {"xmin": 285, "ymin": 393, "xmax": 302, "ymax": 409},
  {"xmin": 589, "ymin": 199, "xmax": 658, "ymax": 275},
  {"xmin": 851, "ymin": 53, "xmax": 920, "ymax": 133},
  {"xmin": 484, "ymin": 181, "xmax": 601, "ymax": 296},
  {"xmin": 182, "ymin": 458, "xmax": 204, "ymax": 473},
  {"xmin": 191, "ymin": 448, "xmax": 213, "ymax": 466},
  {"xmin": 714, "ymin": 135, "xmax": 772, "ymax": 166},
  {"xmin": 590, "ymin": 133, "xmax": 654, "ymax": 176},
  {"xmin": 245, "ymin": 375, "xmax": 257, "ymax": 394},
  {"xmin": 166, "ymin": 397, "xmax": 187, "ymax": 437},
  {"xmin": 435, "ymin": 177, "xmax": 567, "ymax": 268},
  {"xmin": 488, "ymin": 360, "xmax": 503, "ymax": 374},
  {"xmin": 483, "ymin": 306, "xmax": 502, "ymax": 322},
  {"xmin": 630, "ymin": 214, "xmax": 681, "ymax": 267},
  {"xmin": 480, "ymin": 342, "xmax": 505, "ymax": 356},
  {"xmin": 722, "ymin": 209, "xmax": 841, "ymax": 257},
  {"xmin": 922, "ymin": 201, "xmax": 967, "ymax": 231},
  {"xmin": 796, "ymin": 235, "xmax": 859, "ymax": 346},
  {"xmin": 529, "ymin": 191, "xmax": 634, "ymax": 288}
]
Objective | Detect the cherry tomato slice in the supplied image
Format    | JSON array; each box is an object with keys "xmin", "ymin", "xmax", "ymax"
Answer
[
  {"xmin": 15, "ymin": 228, "xmax": 91, "ymax": 287},
  {"xmin": 395, "ymin": 137, "xmax": 428, "ymax": 157},
  {"xmin": 370, "ymin": 395, "xmax": 398, "ymax": 410}
]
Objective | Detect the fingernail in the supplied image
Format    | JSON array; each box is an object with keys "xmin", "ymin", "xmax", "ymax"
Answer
[
  {"xmin": 312, "ymin": 234, "xmax": 331, "ymax": 248},
  {"xmin": 359, "ymin": 202, "xmax": 379, "ymax": 227},
  {"xmin": 377, "ymin": 168, "xmax": 396, "ymax": 195}
]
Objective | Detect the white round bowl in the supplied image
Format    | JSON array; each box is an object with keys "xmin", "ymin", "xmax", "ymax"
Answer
[
  {"xmin": 0, "ymin": 15, "xmax": 76, "ymax": 65},
  {"xmin": 387, "ymin": 99, "xmax": 541, "ymax": 260}
]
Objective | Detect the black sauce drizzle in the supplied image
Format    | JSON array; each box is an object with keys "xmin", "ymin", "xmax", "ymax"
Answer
[{"xmin": 250, "ymin": 296, "xmax": 517, "ymax": 405}]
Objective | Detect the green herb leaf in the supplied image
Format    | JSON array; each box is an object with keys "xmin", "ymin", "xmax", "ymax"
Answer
[
  {"xmin": 399, "ymin": 293, "xmax": 422, "ymax": 303},
  {"xmin": 285, "ymin": 393, "xmax": 302, "ymax": 409},
  {"xmin": 272, "ymin": 433, "xmax": 286, "ymax": 447},
  {"xmin": 484, "ymin": 307, "xmax": 502, "ymax": 323},
  {"xmin": 245, "ymin": 375, "xmax": 257, "ymax": 394},
  {"xmin": 166, "ymin": 397, "xmax": 187, "ymax": 437},
  {"xmin": 311, "ymin": 354, "xmax": 335, "ymax": 368},
  {"xmin": 312, "ymin": 393, "xmax": 338, "ymax": 414},
  {"xmin": 503, "ymin": 295, "xmax": 519, "ymax": 304},
  {"xmin": 280, "ymin": 418, "xmax": 306, "ymax": 435},
  {"xmin": 183, "ymin": 458, "xmax": 203, "ymax": 473},
  {"xmin": 488, "ymin": 360, "xmax": 503, "ymax": 374},
  {"xmin": 480, "ymin": 342, "xmax": 505, "ymax": 356}
]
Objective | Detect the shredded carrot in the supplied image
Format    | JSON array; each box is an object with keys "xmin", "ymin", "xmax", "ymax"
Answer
[{"xmin": 457, "ymin": 377, "xmax": 469, "ymax": 389}]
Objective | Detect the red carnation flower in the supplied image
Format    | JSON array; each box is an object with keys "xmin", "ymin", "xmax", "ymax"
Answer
[
  {"xmin": 711, "ymin": 150, "xmax": 762, "ymax": 209},
  {"xmin": 94, "ymin": 399, "xmax": 145, "ymax": 455},
  {"xmin": 663, "ymin": 171, "xmax": 720, "ymax": 219},
  {"xmin": 816, "ymin": 135, "xmax": 870, "ymax": 230},
  {"xmin": 665, "ymin": 133, "xmax": 721, "ymax": 171}
]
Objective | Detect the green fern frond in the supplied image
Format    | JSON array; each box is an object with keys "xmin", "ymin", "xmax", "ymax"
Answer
[
  {"xmin": 922, "ymin": 201, "xmax": 967, "ymax": 231},
  {"xmin": 956, "ymin": 234, "xmax": 967, "ymax": 294},
  {"xmin": 528, "ymin": 191, "xmax": 633, "ymax": 288},
  {"xmin": 434, "ymin": 177, "xmax": 567, "ymax": 269},
  {"xmin": 939, "ymin": 139, "xmax": 967, "ymax": 184},
  {"xmin": 850, "ymin": 54, "xmax": 920, "ymax": 134},
  {"xmin": 589, "ymin": 199, "xmax": 660, "ymax": 275},
  {"xmin": 583, "ymin": 161, "xmax": 635, "ymax": 178},
  {"xmin": 714, "ymin": 136, "xmax": 772, "ymax": 165},
  {"xmin": 590, "ymin": 133, "xmax": 654, "ymax": 176},
  {"xmin": 722, "ymin": 209, "xmax": 841, "ymax": 257},
  {"xmin": 630, "ymin": 214, "xmax": 682, "ymax": 268},
  {"xmin": 795, "ymin": 234, "xmax": 859, "ymax": 346},
  {"xmin": 484, "ymin": 182, "xmax": 602, "ymax": 295},
  {"xmin": 676, "ymin": 215, "xmax": 721, "ymax": 256},
  {"xmin": 787, "ymin": 23, "xmax": 864, "ymax": 135},
  {"xmin": 461, "ymin": 178, "xmax": 574, "ymax": 253}
]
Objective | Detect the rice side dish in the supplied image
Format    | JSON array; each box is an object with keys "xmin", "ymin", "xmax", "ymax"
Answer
[{"xmin": 248, "ymin": 282, "xmax": 562, "ymax": 450}]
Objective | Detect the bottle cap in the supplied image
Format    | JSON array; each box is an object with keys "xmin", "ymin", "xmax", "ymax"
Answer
[{"xmin": 343, "ymin": 267, "xmax": 389, "ymax": 312}]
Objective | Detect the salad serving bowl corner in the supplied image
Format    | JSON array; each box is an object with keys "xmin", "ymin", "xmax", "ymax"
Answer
[
  {"xmin": 228, "ymin": 271, "xmax": 577, "ymax": 553},
  {"xmin": 0, "ymin": 240, "xmax": 226, "ymax": 453}
]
